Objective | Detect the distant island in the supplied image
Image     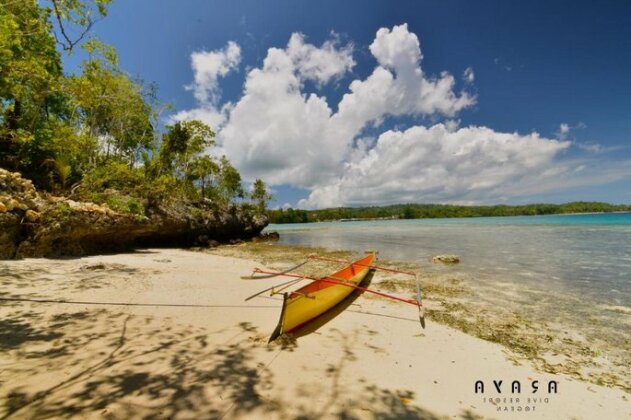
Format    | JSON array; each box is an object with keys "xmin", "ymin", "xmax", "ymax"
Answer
[{"xmin": 268, "ymin": 202, "xmax": 631, "ymax": 224}]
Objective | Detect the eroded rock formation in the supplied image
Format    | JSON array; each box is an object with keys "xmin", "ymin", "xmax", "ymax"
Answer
[{"xmin": 0, "ymin": 169, "xmax": 268, "ymax": 259}]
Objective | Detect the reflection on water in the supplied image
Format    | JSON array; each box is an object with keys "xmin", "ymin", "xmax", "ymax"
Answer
[{"xmin": 267, "ymin": 214, "xmax": 631, "ymax": 337}]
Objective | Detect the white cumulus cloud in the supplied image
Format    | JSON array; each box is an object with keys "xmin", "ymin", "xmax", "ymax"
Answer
[
  {"xmin": 172, "ymin": 41, "xmax": 241, "ymax": 128},
  {"xmin": 174, "ymin": 24, "xmax": 622, "ymax": 208},
  {"xmin": 286, "ymin": 32, "xmax": 355, "ymax": 84},
  {"xmin": 298, "ymin": 124, "xmax": 572, "ymax": 208},
  {"xmin": 219, "ymin": 24, "xmax": 475, "ymax": 188}
]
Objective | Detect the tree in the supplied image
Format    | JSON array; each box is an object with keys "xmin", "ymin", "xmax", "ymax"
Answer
[
  {"xmin": 66, "ymin": 39, "xmax": 154, "ymax": 166},
  {"xmin": 0, "ymin": 0, "xmax": 111, "ymax": 187},
  {"xmin": 251, "ymin": 178, "xmax": 272, "ymax": 214},
  {"xmin": 159, "ymin": 120, "xmax": 215, "ymax": 177},
  {"xmin": 49, "ymin": 0, "xmax": 112, "ymax": 52},
  {"xmin": 0, "ymin": 0, "xmax": 63, "ymax": 179},
  {"xmin": 0, "ymin": 0, "xmax": 266, "ymax": 215},
  {"xmin": 218, "ymin": 156, "xmax": 244, "ymax": 203},
  {"xmin": 187, "ymin": 155, "xmax": 219, "ymax": 198}
]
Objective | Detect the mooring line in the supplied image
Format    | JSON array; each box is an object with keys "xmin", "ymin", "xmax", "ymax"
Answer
[{"xmin": 0, "ymin": 297, "xmax": 276, "ymax": 309}]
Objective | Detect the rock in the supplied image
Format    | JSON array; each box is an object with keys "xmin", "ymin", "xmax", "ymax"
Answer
[
  {"xmin": 0, "ymin": 213, "xmax": 21, "ymax": 258},
  {"xmin": 1, "ymin": 167, "xmax": 268, "ymax": 259},
  {"xmin": 82, "ymin": 263, "xmax": 107, "ymax": 270},
  {"xmin": 432, "ymin": 254, "xmax": 460, "ymax": 264},
  {"xmin": 252, "ymin": 231, "xmax": 280, "ymax": 242},
  {"xmin": 25, "ymin": 209, "xmax": 40, "ymax": 223},
  {"xmin": 5, "ymin": 198, "xmax": 18, "ymax": 211}
]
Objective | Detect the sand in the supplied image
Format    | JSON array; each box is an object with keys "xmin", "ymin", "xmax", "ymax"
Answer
[{"xmin": 1, "ymin": 248, "xmax": 629, "ymax": 419}]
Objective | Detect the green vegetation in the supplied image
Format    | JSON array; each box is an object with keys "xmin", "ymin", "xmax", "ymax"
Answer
[
  {"xmin": 0, "ymin": 0, "xmax": 270, "ymax": 212},
  {"xmin": 251, "ymin": 179, "xmax": 272, "ymax": 215},
  {"xmin": 269, "ymin": 202, "xmax": 631, "ymax": 223}
]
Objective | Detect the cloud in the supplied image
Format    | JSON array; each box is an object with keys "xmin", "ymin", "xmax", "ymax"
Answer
[
  {"xmin": 194, "ymin": 23, "xmax": 474, "ymax": 188},
  {"xmin": 174, "ymin": 25, "xmax": 624, "ymax": 208},
  {"xmin": 558, "ymin": 122, "xmax": 571, "ymax": 139},
  {"xmin": 188, "ymin": 41, "xmax": 241, "ymax": 105},
  {"xmin": 463, "ymin": 67, "xmax": 474, "ymax": 83},
  {"xmin": 574, "ymin": 142, "xmax": 625, "ymax": 154},
  {"xmin": 335, "ymin": 23, "xmax": 475, "ymax": 131},
  {"xmin": 172, "ymin": 41, "xmax": 241, "ymax": 127},
  {"xmin": 298, "ymin": 124, "xmax": 572, "ymax": 208},
  {"xmin": 286, "ymin": 32, "xmax": 355, "ymax": 84},
  {"xmin": 556, "ymin": 123, "xmax": 620, "ymax": 154}
]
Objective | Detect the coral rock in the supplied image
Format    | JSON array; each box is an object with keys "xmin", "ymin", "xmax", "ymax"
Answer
[
  {"xmin": 432, "ymin": 255, "xmax": 460, "ymax": 264},
  {"xmin": 25, "ymin": 209, "xmax": 41, "ymax": 223}
]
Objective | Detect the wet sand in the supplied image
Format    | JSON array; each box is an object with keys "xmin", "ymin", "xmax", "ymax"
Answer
[{"xmin": 1, "ymin": 248, "xmax": 629, "ymax": 419}]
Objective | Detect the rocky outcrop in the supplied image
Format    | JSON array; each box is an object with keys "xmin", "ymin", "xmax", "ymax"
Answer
[
  {"xmin": 0, "ymin": 169, "xmax": 38, "ymax": 258},
  {"xmin": 0, "ymin": 169, "xmax": 268, "ymax": 259}
]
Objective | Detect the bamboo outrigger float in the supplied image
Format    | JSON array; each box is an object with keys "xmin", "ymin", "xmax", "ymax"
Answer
[{"xmin": 245, "ymin": 252, "xmax": 425, "ymax": 342}]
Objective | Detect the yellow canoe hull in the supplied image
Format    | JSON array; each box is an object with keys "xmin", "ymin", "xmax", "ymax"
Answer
[{"xmin": 270, "ymin": 253, "xmax": 375, "ymax": 341}]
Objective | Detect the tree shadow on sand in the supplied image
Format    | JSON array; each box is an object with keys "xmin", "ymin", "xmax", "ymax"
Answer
[
  {"xmin": 0, "ymin": 306, "xmax": 279, "ymax": 419},
  {"xmin": 2, "ymin": 298, "xmax": 475, "ymax": 419}
]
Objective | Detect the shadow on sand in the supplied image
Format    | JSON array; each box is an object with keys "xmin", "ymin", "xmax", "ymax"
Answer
[{"xmin": 1, "ymin": 269, "xmax": 477, "ymax": 419}]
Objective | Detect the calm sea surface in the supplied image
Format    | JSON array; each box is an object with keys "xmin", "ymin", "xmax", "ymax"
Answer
[{"xmin": 267, "ymin": 213, "xmax": 631, "ymax": 324}]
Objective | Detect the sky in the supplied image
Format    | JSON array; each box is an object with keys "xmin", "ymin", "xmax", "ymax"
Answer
[{"xmin": 62, "ymin": 0, "xmax": 631, "ymax": 208}]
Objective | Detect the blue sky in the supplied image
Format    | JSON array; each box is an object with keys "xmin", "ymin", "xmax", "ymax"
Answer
[{"xmin": 63, "ymin": 0, "xmax": 631, "ymax": 208}]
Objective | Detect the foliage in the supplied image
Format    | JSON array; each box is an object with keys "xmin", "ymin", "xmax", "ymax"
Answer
[
  {"xmin": 49, "ymin": 0, "xmax": 112, "ymax": 51},
  {"xmin": 43, "ymin": 201, "xmax": 74, "ymax": 222},
  {"xmin": 269, "ymin": 202, "xmax": 631, "ymax": 224},
  {"xmin": 0, "ymin": 0, "xmax": 63, "ymax": 183},
  {"xmin": 66, "ymin": 39, "xmax": 154, "ymax": 166},
  {"xmin": 217, "ymin": 156, "xmax": 244, "ymax": 203},
  {"xmin": 0, "ymin": 0, "xmax": 265, "ymax": 219},
  {"xmin": 81, "ymin": 159, "xmax": 145, "ymax": 192},
  {"xmin": 88, "ymin": 191, "xmax": 144, "ymax": 215},
  {"xmin": 251, "ymin": 179, "xmax": 272, "ymax": 214},
  {"xmin": 269, "ymin": 208, "xmax": 310, "ymax": 224},
  {"xmin": 158, "ymin": 120, "xmax": 214, "ymax": 178}
]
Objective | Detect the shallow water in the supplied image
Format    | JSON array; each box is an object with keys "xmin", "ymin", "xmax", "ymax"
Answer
[{"xmin": 267, "ymin": 213, "xmax": 631, "ymax": 336}]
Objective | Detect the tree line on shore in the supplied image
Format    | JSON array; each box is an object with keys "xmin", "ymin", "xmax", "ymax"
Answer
[
  {"xmin": 0, "ymin": 0, "xmax": 271, "ymax": 216},
  {"xmin": 268, "ymin": 201, "xmax": 631, "ymax": 224}
]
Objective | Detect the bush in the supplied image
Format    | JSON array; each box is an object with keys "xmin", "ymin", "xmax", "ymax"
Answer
[{"xmin": 81, "ymin": 161, "xmax": 145, "ymax": 194}]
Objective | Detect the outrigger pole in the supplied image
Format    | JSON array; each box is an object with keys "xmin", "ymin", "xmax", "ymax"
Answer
[
  {"xmin": 244, "ymin": 276, "xmax": 307, "ymax": 301},
  {"xmin": 240, "ymin": 260, "xmax": 309, "ymax": 280},
  {"xmin": 306, "ymin": 255, "xmax": 417, "ymax": 276}
]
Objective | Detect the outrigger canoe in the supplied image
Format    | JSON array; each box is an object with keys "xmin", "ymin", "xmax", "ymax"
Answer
[{"xmin": 269, "ymin": 252, "xmax": 376, "ymax": 342}]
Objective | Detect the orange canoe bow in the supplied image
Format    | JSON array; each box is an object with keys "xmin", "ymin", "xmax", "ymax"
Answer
[{"xmin": 269, "ymin": 252, "xmax": 376, "ymax": 342}]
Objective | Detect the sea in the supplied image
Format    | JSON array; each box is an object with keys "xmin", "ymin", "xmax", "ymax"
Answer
[{"xmin": 266, "ymin": 212, "xmax": 631, "ymax": 337}]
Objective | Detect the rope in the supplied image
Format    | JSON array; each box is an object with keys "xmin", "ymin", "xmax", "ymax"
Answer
[{"xmin": 0, "ymin": 297, "xmax": 276, "ymax": 309}]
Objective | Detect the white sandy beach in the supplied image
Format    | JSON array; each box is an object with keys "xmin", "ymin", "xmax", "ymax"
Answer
[{"xmin": 1, "ymin": 248, "xmax": 629, "ymax": 419}]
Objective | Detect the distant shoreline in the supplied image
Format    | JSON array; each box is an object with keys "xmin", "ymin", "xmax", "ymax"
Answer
[{"xmin": 269, "ymin": 202, "xmax": 631, "ymax": 224}]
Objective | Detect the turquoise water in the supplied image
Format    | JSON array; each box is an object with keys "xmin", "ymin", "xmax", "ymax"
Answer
[
  {"xmin": 270, "ymin": 211, "xmax": 631, "ymax": 229},
  {"xmin": 266, "ymin": 212, "xmax": 631, "ymax": 311}
]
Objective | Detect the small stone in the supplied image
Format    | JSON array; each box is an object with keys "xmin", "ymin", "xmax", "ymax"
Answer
[
  {"xmin": 432, "ymin": 255, "xmax": 460, "ymax": 264},
  {"xmin": 6, "ymin": 199, "xmax": 19, "ymax": 211},
  {"xmin": 25, "ymin": 209, "xmax": 41, "ymax": 223}
]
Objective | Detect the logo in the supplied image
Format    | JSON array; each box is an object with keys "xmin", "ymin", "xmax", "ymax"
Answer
[{"xmin": 474, "ymin": 379, "xmax": 558, "ymax": 413}]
